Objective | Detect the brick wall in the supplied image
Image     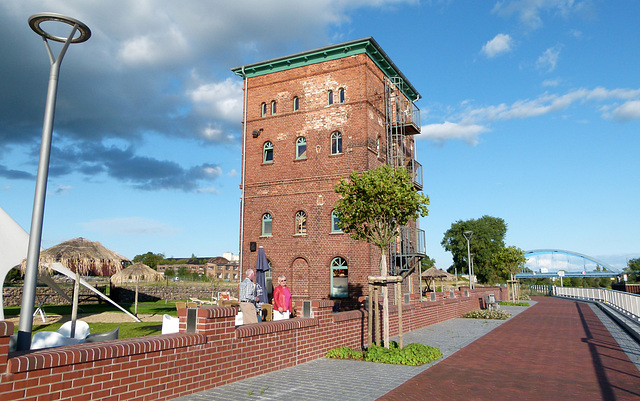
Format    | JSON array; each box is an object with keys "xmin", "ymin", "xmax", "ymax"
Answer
[{"xmin": 0, "ymin": 287, "xmax": 505, "ymax": 400}]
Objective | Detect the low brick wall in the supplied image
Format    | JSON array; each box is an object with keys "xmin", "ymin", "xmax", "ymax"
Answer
[{"xmin": 0, "ymin": 286, "xmax": 505, "ymax": 400}]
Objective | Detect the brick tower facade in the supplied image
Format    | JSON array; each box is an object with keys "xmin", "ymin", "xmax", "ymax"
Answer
[{"xmin": 232, "ymin": 37, "xmax": 425, "ymax": 307}]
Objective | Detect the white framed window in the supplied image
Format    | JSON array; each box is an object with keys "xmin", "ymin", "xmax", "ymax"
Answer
[
  {"xmin": 331, "ymin": 210, "xmax": 343, "ymax": 233},
  {"xmin": 263, "ymin": 141, "xmax": 273, "ymax": 163},
  {"xmin": 338, "ymin": 88, "xmax": 345, "ymax": 103},
  {"xmin": 262, "ymin": 213, "xmax": 272, "ymax": 236},
  {"xmin": 271, "ymin": 100, "xmax": 277, "ymax": 115},
  {"xmin": 261, "ymin": 102, "xmax": 267, "ymax": 117},
  {"xmin": 328, "ymin": 90, "xmax": 333, "ymax": 105},
  {"xmin": 331, "ymin": 131, "xmax": 342, "ymax": 155},
  {"xmin": 295, "ymin": 210, "xmax": 307, "ymax": 235},
  {"xmin": 331, "ymin": 257, "xmax": 348, "ymax": 298},
  {"xmin": 296, "ymin": 136, "xmax": 307, "ymax": 159},
  {"xmin": 293, "ymin": 96, "xmax": 299, "ymax": 111}
]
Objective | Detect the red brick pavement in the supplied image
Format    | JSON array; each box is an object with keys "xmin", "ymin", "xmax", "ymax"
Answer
[{"xmin": 378, "ymin": 297, "xmax": 640, "ymax": 401}]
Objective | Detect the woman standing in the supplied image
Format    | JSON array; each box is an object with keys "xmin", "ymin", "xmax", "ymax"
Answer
[{"xmin": 273, "ymin": 275, "xmax": 292, "ymax": 320}]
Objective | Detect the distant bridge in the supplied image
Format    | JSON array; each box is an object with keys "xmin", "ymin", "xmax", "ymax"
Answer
[{"xmin": 515, "ymin": 249, "xmax": 621, "ymax": 279}]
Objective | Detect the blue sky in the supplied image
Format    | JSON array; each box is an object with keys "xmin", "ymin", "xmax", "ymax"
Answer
[{"xmin": 1, "ymin": 1, "xmax": 638, "ymax": 270}]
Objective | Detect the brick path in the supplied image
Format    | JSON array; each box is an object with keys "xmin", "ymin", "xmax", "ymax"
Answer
[{"xmin": 378, "ymin": 297, "xmax": 640, "ymax": 401}]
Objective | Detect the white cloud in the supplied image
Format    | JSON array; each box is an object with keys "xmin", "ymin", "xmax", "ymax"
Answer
[
  {"xmin": 536, "ymin": 45, "xmax": 562, "ymax": 72},
  {"xmin": 80, "ymin": 217, "xmax": 182, "ymax": 237},
  {"xmin": 420, "ymin": 122, "xmax": 488, "ymax": 145},
  {"xmin": 188, "ymin": 78, "xmax": 243, "ymax": 122},
  {"xmin": 610, "ymin": 100, "xmax": 640, "ymax": 122},
  {"xmin": 482, "ymin": 33, "xmax": 514, "ymax": 58},
  {"xmin": 492, "ymin": 0, "xmax": 589, "ymax": 30}
]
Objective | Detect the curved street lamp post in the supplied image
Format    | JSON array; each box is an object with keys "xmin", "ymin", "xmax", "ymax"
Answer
[{"xmin": 17, "ymin": 13, "xmax": 91, "ymax": 351}]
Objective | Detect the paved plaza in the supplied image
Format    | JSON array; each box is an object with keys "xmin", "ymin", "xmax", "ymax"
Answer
[{"xmin": 171, "ymin": 297, "xmax": 640, "ymax": 401}]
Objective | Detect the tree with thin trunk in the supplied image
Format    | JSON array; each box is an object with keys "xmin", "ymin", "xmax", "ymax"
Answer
[
  {"xmin": 334, "ymin": 165, "xmax": 429, "ymax": 347},
  {"xmin": 492, "ymin": 245, "xmax": 526, "ymax": 301}
]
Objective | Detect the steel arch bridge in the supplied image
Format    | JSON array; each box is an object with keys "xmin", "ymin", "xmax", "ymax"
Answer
[{"xmin": 515, "ymin": 249, "xmax": 621, "ymax": 279}]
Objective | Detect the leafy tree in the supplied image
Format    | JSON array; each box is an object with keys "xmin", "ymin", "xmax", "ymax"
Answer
[
  {"xmin": 624, "ymin": 257, "xmax": 640, "ymax": 282},
  {"xmin": 441, "ymin": 215, "xmax": 507, "ymax": 284},
  {"xmin": 132, "ymin": 252, "xmax": 165, "ymax": 270},
  {"xmin": 492, "ymin": 246, "xmax": 526, "ymax": 281},
  {"xmin": 164, "ymin": 267, "xmax": 175, "ymax": 278},
  {"xmin": 177, "ymin": 266, "xmax": 191, "ymax": 278},
  {"xmin": 420, "ymin": 255, "xmax": 436, "ymax": 273},
  {"xmin": 335, "ymin": 165, "xmax": 429, "ymax": 348}
]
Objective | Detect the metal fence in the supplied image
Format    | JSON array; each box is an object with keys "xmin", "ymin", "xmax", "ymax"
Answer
[{"xmin": 554, "ymin": 286, "xmax": 640, "ymax": 324}]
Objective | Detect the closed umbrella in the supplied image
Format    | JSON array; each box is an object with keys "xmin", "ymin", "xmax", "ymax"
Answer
[
  {"xmin": 255, "ymin": 246, "xmax": 270, "ymax": 308},
  {"xmin": 21, "ymin": 237, "xmax": 129, "ymax": 338},
  {"xmin": 110, "ymin": 262, "xmax": 164, "ymax": 315}
]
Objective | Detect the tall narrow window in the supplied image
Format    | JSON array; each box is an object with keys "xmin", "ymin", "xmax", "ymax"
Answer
[
  {"xmin": 261, "ymin": 103, "xmax": 267, "ymax": 117},
  {"xmin": 271, "ymin": 100, "xmax": 277, "ymax": 115},
  {"xmin": 262, "ymin": 213, "xmax": 272, "ymax": 236},
  {"xmin": 331, "ymin": 210, "xmax": 343, "ymax": 233},
  {"xmin": 327, "ymin": 90, "xmax": 333, "ymax": 105},
  {"xmin": 296, "ymin": 136, "xmax": 307, "ymax": 159},
  {"xmin": 331, "ymin": 131, "xmax": 342, "ymax": 155},
  {"xmin": 293, "ymin": 96, "xmax": 299, "ymax": 111},
  {"xmin": 338, "ymin": 88, "xmax": 345, "ymax": 103},
  {"xmin": 263, "ymin": 141, "xmax": 273, "ymax": 163},
  {"xmin": 295, "ymin": 211, "xmax": 307, "ymax": 235},
  {"xmin": 331, "ymin": 257, "xmax": 348, "ymax": 298}
]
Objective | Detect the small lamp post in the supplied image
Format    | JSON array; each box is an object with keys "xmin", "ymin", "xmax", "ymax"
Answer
[
  {"xmin": 17, "ymin": 13, "xmax": 91, "ymax": 351},
  {"xmin": 463, "ymin": 231, "xmax": 473, "ymax": 290}
]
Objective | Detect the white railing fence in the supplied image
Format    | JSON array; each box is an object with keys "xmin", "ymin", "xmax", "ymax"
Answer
[{"xmin": 553, "ymin": 286, "xmax": 640, "ymax": 324}]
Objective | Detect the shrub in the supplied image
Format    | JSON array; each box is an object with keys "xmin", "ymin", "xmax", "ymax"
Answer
[
  {"xmin": 326, "ymin": 342, "xmax": 442, "ymax": 366},
  {"xmin": 499, "ymin": 301, "xmax": 529, "ymax": 307},
  {"xmin": 464, "ymin": 309, "xmax": 512, "ymax": 320}
]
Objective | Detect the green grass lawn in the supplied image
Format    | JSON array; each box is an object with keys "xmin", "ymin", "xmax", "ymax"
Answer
[{"xmin": 4, "ymin": 300, "xmax": 183, "ymax": 339}]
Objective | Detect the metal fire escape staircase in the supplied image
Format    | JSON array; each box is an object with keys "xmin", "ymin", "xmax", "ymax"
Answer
[{"xmin": 384, "ymin": 77, "xmax": 426, "ymax": 278}]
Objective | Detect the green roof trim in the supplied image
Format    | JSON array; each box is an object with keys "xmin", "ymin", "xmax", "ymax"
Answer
[{"xmin": 231, "ymin": 37, "xmax": 420, "ymax": 102}]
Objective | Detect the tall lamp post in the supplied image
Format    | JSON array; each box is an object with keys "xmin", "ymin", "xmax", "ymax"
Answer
[
  {"xmin": 17, "ymin": 13, "xmax": 91, "ymax": 351},
  {"xmin": 463, "ymin": 230, "xmax": 473, "ymax": 290}
]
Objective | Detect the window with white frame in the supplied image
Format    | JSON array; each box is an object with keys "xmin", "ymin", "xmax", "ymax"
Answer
[
  {"xmin": 263, "ymin": 141, "xmax": 273, "ymax": 163},
  {"xmin": 293, "ymin": 96, "xmax": 299, "ymax": 111},
  {"xmin": 338, "ymin": 88, "xmax": 345, "ymax": 103},
  {"xmin": 262, "ymin": 213, "xmax": 272, "ymax": 236},
  {"xmin": 328, "ymin": 90, "xmax": 333, "ymax": 105},
  {"xmin": 261, "ymin": 102, "xmax": 267, "ymax": 117},
  {"xmin": 331, "ymin": 210, "xmax": 343, "ymax": 233},
  {"xmin": 271, "ymin": 100, "xmax": 277, "ymax": 115},
  {"xmin": 295, "ymin": 210, "xmax": 307, "ymax": 235},
  {"xmin": 331, "ymin": 257, "xmax": 348, "ymax": 298},
  {"xmin": 296, "ymin": 136, "xmax": 307, "ymax": 159},
  {"xmin": 331, "ymin": 131, "xmax": 342, "ymax": 155}
]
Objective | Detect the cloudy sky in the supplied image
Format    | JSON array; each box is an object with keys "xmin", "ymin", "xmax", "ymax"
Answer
[{"xmin": 1, "ymin": 0, "xmax": 638, "ymax": 270}]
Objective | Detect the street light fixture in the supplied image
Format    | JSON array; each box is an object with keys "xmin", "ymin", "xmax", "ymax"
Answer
[
  {"xmin": 463, "ymin": 230, "xmax": 473, "ymax": 289},
  {"xmin": 17, "ymin": 13, "xmax": 91, "ymax": 351}
]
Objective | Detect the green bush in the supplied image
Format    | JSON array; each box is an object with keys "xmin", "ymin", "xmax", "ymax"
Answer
[
  {"xmin": 499, "ymin": 301, "xmax": 529, "ymax": 307},
  {"xmin": 464, "ymin": 309, "xmax": 512, "ymax": 320},
  {"xmin": 326, "ymin": 341, "xmax": 442, "ymax": 366}
]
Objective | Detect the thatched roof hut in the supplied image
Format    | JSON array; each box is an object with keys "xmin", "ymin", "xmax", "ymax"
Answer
[{"xmin": 111, "ymin": 262, "xmax": 163, "ymax": 315}]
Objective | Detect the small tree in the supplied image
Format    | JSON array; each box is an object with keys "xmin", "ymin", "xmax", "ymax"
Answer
[
  {"xmin": 491, "ymin": 245, "xmax": 526, "ymax": 301},
  {"xmin": 335, "ymin": 165, "xmax": 429, "ymax": 347}
]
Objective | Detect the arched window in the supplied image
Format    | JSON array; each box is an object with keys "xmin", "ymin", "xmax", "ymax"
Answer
[
  {"xmin": 338, "ymin": 88, "xmax": 345, "ymax": 103},
  {"xmin": 296, "ymin": 136, "xmax": 307, "ymax": 159},
  {"xmin": 262, "ymin": 213, "xmax": 272, "ymax": 236},
  {"xmin": 293, "ymin": 96, "xmax": 299, "ymax": 111},
  {"xmin": 331, "ymin": 210, "xmax": 343, "ymax": 233},
  {"xmin": 331, "ymin": 257, "xmax": 348, "ymax": 298},
  {"xmin": 263, "ymin": 141, "xmax": 273, "ymax": 163},
  {"xmin": 327, "ymin": 90, "xmax": 333, "ymax": 105},
  {"xmin": 261, "ymin": 102, "xmax": 267, "ymax": 117},
  {"xmin": 271, "ymin": 100, "xmax": 277, "ymax": 115},
  {"xmin": 331, "ymin": 131, "xmax": 342, "ymax": 155},
  {"xmin": 295, "ymin": 210, "xmax": 307, "ymax": 235}
]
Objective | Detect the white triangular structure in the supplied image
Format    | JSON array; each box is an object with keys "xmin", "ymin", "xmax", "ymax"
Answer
[{"xmin": 0, "ymin": 206, "xmax": 140, "ymax": 322}]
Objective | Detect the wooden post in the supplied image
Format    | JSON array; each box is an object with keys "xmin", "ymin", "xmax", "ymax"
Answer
[
  {"xmin": 396, "ymin": 281, "xmax": 403, "ymax": 349},
  {"xmin": 374, "ymin": 285, "xmax": 380, "ymax": 346},
  {"xmin": 367, "ymin": 283, "xmax": 373, "ymax": 347}
]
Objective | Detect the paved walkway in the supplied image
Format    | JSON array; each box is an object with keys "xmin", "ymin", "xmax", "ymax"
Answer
[{"xmin": 171, "ymin": 297, "xmax": 640, "ymax": 401}]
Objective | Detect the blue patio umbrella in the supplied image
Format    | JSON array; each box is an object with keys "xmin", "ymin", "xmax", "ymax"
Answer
[{"xmin": 255, "ymin": 246, "xmax": 271, "ymax": 306}]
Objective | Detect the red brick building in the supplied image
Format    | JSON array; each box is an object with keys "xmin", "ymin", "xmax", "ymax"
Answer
[{"xmin": 232, "ymin": 37, "xmax": 425, "ymax": 306}]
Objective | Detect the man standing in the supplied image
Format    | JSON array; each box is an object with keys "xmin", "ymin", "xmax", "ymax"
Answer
[{"xmin": 238, "ymin": 269, "xmax": 261, "ymax": 324}]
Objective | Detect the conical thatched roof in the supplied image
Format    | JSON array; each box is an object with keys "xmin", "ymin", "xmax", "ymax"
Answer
[
  {"xmin": 22, "ymin": 237, "xmax": 130, "ymax": 276},
  {"xmin": 421, "ymin": 266, "xmax": 448, "ymax": 278},
  {"xmin": 110, "ymin": 262, "xmax": 164, "ymax": 285}
]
